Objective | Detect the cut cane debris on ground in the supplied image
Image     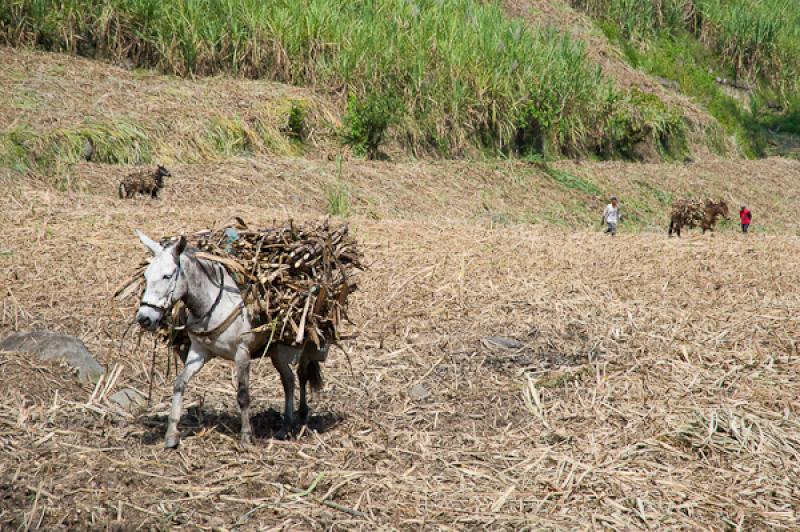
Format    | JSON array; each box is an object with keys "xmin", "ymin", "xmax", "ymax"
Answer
[{"xmin": 2, "ymin": 168, "xmax": 800, "ymax": 528}]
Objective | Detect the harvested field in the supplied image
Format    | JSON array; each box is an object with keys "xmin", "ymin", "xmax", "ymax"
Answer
[{"xmin": 2, "ymin": 165, "xmax": 800, "ymax": 529}]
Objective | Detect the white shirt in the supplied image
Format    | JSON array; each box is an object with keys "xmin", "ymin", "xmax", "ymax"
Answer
[{"xmin": 603, "ymin": 204, "xmax": 619, "ymax": 224}]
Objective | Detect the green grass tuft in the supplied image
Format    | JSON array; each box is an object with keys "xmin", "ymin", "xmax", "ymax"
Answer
[
  {"xmin": 0, "ymin": 119, "xmax": 153, "ymax": 176},
  {"xmin": 544, "ymin": 166, "xmax": 602, "ymax": 196},
  {"xmin": 287, "ymin": 100, "xmax": 307, "ymax": 141},
  {"xmin": 326, "ymin": 181, "xmax": 351, "ymax": 218},
  {"xmin": 203, "ymin": 116, "xmax": 257, "ymax": 157}
]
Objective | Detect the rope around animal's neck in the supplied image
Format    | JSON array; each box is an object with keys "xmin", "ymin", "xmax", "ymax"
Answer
[
  {"xmin": 147, "ymin": 334, "xmax": 158, "ymax": 406},
  {"xmin": 180, "ymin": 257, "xmax": 231, "ymax": 336}
]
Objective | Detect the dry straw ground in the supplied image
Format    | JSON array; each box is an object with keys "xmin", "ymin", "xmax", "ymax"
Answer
[{"xmin": 2, "ymin": 155, "xmax": 800, "ymax": 530}]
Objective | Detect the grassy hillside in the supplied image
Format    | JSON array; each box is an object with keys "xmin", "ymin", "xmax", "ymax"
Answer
[
  {"xmin": 572, "ymin": 0, "xmax": 800, "ymax": 95},
  {"xmin": 0, "ymin": 47, "xmax": 340, "ymax": 181},
  {"xmin": 1, "ymin": 0, "xmax": 690, "ymax": 160},
  {"xmin": 570, "ymin": 0, "xmax": 800, "ymax": 157}
]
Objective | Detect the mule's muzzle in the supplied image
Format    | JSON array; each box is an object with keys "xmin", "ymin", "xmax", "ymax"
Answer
[{"xmin": 136, "ymin": 306, "xmax": 163, "ymax": 331}]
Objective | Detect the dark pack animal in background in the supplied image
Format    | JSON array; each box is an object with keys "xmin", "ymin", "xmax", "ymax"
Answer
[
  {"xmin": 668, "ymin": 198, "xmax": 730, "ymax": 237},
  {"xmin": 118, "ymin": 165, "xmax": 171, "ymax": 199}
]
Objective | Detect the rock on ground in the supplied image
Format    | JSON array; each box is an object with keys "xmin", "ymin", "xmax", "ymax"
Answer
[
  {"xmin": 108, "ymin": 388, "xmax": 147, "ymax": 411},
  {"xmin": 409, "ymin": 383, "xmax": 430, "ymax": 401},
  {"xmin": 0, "ymin": 330, "xmax": 104, "ymax": 383},
  {"xmin": 482, "ymin": 336, "xmax": 524, "ymax": 349}
]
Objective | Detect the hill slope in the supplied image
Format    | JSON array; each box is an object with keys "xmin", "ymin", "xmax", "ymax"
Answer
[
  {"xmin": 502, "ymin": 0, "xmax": 727, "ymax": 156},
  {"xmin": 0, "ymin": 0, "xmax": 700, "ymax": 160},
  {"xmin": 559, "ymin": 0, "xmax": 800, "ymax": 158},
  {"xmin": 2, "ymin": 48, "xmax": 800, "ymax": 231}
]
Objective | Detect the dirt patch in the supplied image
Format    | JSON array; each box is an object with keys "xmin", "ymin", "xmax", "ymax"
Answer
[{"xmin": 0, "ymin": 350, "xmax": 90, "ymax": 400}]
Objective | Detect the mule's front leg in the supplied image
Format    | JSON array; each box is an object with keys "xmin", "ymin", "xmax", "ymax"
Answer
[
  {"xmin": 235, "ymin": 344, "xmax": 253, "ymax": 446},
  {"xmin": 165, "ymin": 347, "xmax": 206, "ymax": 449}
]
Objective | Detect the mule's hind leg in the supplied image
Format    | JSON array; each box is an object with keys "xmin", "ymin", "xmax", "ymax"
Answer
[
  {"xmin": 298, "ymin": 348, "xmax": 324, "ymax": 421},
  {"xmin": 165, "ymin": 346, "xmax": 206, "ymax": 449},
  {"xmin": 271, "ymin": 352, "xmax": 295, "ymax": 440},
  {"xmin": 296, "ymin": 344, "xmax": 317, "ymax": 421},
  {"xmin": 235, "ymin": 344, "xmax": 253, "ymax": 445},
  {"xmin": 297, "ymin": 358, "xmax": 311, "ymax": 421}
]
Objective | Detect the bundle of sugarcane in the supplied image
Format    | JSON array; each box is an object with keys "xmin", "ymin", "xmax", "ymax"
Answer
[
  {"xmin": 672, "ymin": 199, "xmax": 707, "ymax": 226},
  {"xmin": 118, "ymin": 218, "xmax": 363, "ymax": 347},
  {"xmin": 194, "ymin": 218, "xmax": 362, "ymax": 346}
]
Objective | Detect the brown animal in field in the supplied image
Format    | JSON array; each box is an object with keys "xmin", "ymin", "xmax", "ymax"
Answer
[
  {"xmin": 118, "ymin": 165, "xmax": 171, "ymax": 199},
  {"xmin": 668, "ymin": 198, "xmax": 730, "ymax": 237}
]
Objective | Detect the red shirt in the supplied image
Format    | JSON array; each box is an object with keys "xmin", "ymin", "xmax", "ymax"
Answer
[{"xmin": 740, "ymin": 208, "xmax": 752, "ymax": 224}]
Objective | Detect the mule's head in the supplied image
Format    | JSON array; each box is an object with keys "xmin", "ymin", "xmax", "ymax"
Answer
[
  {"xmin": 717, "ymin": 200, "xmax": 730, "ymax": 219},
  {"xmin": 154, "ymin": 165, "xmax": 170, "ymax": 188},
  {"xmin": 135, "ymin": 230, "xmax": 187, "ymax": 331}
]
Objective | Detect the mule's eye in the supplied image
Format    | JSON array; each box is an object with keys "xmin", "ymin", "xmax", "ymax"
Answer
[{"xmin": 162, "ymin": 273, "xmax": 173, "ymax": 280}]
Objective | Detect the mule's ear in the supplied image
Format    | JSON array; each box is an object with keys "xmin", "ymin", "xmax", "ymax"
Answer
[
  {"xmin": 172, "ymin": 235, "xmax": 187, "ymax": 258},
  {"xmin": 136, "ymin": 229, "xmax": 163, "ymax": 255}
]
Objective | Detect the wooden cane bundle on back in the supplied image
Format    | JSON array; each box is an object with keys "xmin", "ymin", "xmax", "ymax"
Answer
[
  {"xmin": 668, "ymin": 198, "xmax": 730, "ymax": 237},
  {"xmin": 190, "ymin": 218, "xmax": 362, "ymax": 346},
  {"xmin": 118, "ymin": 218, "xmax": 363, "ymax": 348}
]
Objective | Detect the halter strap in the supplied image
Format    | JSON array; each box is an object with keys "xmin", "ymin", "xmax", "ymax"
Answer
[
  {"xmin": 184, "ymin": 265, "xmax": 233, "ymax": 336},
  {"xmin": 139, "ymin": 255, "xmax": 183, "ymax": 312},
  {"xmin": 140, "ymin": 300, "xmax": 171, "ymax": 312},
  {"xmin": 188, "ymin": 302, "xmax": 244, "ymax": 338},
  {"xmin": 140, "ymin": 252, "xmax": 242, "ymax": 339},
  {"xmin": 187, "ymin": 265, "xmax": 225, "ymax": 326}
]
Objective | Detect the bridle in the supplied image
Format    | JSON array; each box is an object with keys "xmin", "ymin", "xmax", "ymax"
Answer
[
  {"xmin": 139, "ymin": 254, "xmax": 228, "ymax": 331},
  {"xmin": 139, "ymin": 257, "xmax": 183, "ymax": 315}
]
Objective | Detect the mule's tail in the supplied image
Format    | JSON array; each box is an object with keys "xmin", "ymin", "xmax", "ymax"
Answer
[{"xmin": 307, "ymin": 360, "xmax": 323, "ymax": 391}]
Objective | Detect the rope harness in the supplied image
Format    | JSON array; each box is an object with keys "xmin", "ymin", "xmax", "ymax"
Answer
[{"xmin": 139, "ymin": 254, "xmax": 244, "ymax": 340}]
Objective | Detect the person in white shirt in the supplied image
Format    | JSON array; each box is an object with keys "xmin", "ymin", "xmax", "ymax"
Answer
[{"xmin": 602, "ymin": 195, "xmax": 620, "ymax": 236}]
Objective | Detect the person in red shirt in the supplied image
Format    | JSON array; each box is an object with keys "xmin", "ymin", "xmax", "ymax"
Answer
[{"xmin": 739, "ymin": 205, "xmax": 752, "ymax": 233}]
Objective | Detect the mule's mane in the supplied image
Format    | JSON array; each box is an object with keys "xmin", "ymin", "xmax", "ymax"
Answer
[
  {"xmin": 180, "ymin": 247, "xmax": 220, "ymax": 283},
  {"xmin": 178, "ymin": 246, "xmax": 245, "ymax": 299}
]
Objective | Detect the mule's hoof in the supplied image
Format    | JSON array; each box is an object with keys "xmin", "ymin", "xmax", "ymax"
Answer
[
  {"xmin": 240, "ymin": 432, "xmax": 252, "ymax": 446},
  {"xmin": 297, "ymin": 407, "xmax": 309, "ymax": 421},
  {"xmin": 274, "ymin": 428, "xmax": 290, "ymax": 441},
  {"xmin": 164, "ymin": 435, "xmax": 180, "ymax": 449}
]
